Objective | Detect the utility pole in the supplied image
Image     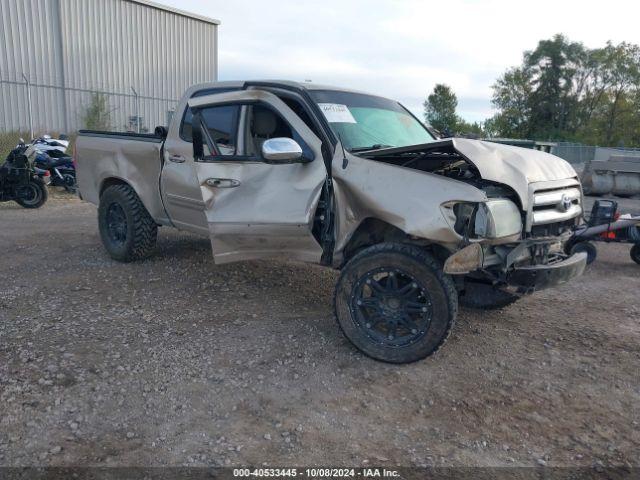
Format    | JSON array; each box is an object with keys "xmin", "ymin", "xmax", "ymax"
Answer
[
  {"xmin": 131, "ymin": 86, "xmax": 141, "ymax": 133},
  {"xmin": 22, "ymin": 73, "xmax": 34, "ymax": 140},
  {"xmin": 52, "ymin": 0, "xmax": 69, "ymax": 133}
]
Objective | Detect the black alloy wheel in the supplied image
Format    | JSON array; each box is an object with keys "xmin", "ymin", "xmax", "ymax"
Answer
[
  {"xmin": 335, "ymin": 243, "xmax": 457, "ymax": 364},
  {"xmin": 350, "ymin": 268, "xmax": 433, "ymax": 348},
  {"xmin": 106, "ymin": 202, "xmax": 128, "ymax": 246}
]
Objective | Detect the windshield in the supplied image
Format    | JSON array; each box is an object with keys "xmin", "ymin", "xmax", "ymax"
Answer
[{"xmin": 310, "ymin": 90, "xmax": 437, "ymax": 151}]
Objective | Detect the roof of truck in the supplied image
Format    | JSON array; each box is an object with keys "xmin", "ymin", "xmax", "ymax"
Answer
[
  {"xmin": 264, "ymin": 80, "xmax": 371, "ymax": 95},
  {"xmin": 186, "ymin": 80, "xmax": 378, "ymax": 98}
]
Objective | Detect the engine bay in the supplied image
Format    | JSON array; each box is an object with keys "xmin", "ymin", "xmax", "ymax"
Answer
[
  {"xmin": 361, "ymin": 141, "xmax": 480, "ymax": 181},
  {"xmin": 360, "ymin": 140, "xmax": 521, "ymax": 206}
]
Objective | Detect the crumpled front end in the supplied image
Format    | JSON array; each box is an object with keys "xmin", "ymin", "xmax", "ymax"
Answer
[
  {"xmin": 443, "ymin": 176, "xmax": 586, "ymax": 292},
  {"xmin": 342, "ymin": 138, "xmax": 588, "ymax": 290}
]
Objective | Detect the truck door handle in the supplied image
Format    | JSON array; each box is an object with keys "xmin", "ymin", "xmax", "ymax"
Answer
[
  {"xmin": 205, "ymin": 178, "xmax": 241, "ymax": 189},
  {"xmin": 168, "ymin": 154, "xmax": 185, "ymax": 163}
]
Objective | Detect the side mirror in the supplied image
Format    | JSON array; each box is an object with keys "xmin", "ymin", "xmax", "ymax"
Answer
[
  {"xmin": 18, "ymin": 138, "xmax": 25, "ymax": 146},
  {"xmin": 262, "ymin": 138, "xmax": 304, "ymax": 164}
]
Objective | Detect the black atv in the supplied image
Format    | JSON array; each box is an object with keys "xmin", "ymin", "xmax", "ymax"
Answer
[{"xmin": 0, "ymin": 142, "xmax": 48, "ymax": 209}]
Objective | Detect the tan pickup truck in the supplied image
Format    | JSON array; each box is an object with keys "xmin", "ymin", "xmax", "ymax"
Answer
[{"xmin": 76, "ymin": 80, "xmax": 587, "ymax": 363}]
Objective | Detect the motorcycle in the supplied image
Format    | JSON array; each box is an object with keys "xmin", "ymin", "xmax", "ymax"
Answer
[
  {"xmin": 0, "ymin": 140, "xmax": 49, "ymax": 209},
  {"xmin": 34, "ymin": 151, "xmax": 76, "ymax": 193},
  {"xmin": 32, "ymin": 134, "xmax": 70, "ymax": 154},
  {"xmin": 31, "ymin": 135, "xmax": 77, "ymax": 193}
]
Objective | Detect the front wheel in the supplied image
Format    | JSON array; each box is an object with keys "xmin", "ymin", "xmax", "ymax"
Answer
[
  {"xmin": 15, "ymin": 178, "xmax": 48, "ymax": 209},
  {"xmin": 334, "ymin": 243, "xmax": 458, "ymax": 364}
]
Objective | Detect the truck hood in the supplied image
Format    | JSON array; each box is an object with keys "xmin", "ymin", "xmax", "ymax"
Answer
[
  {"xmin": 452, "ymin": 138, "xmax": 577, "ymax": 185},
  {"xmin": 362, "ymin": 138, "xmax": 579, "ymax": 209}
]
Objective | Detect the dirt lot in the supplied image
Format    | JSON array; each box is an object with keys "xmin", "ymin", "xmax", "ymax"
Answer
[{"xmin": 1, "ymin": 192, "xmax": 639, "ymax": 469}]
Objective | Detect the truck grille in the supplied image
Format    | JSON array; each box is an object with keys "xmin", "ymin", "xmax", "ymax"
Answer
[{"xmin": 527, "ymin": 182, "xmax": 583, "ymax": 234}]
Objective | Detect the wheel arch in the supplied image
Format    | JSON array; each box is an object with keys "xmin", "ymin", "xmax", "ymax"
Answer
[
  {"xmin": 98, "ymin": 176, "xmax": 160, "ymax": 223},
  {"xmin": 339, "ymin": 217, "xmax": 455, "ymax": 268},
  {"xmin": 99, "ymin": 176, "xmax": 132, "ymax": 197},
  {"xmin": 340, "ymin": 218, "xmax": 406, "ymax": 266}
]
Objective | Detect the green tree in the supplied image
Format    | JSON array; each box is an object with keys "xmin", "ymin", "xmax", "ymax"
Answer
[
  {"xmin": 83, "ymin": 93, "xmax": 112, "ymax": 130},
  {"xmin": 423, "ymin": 84, "xmax": 488, "ymax": 137},
  {"xmin": 424, "ymin": 84, "xmax": 459, "ymax": 134},
  {"xmin": 524, "ymin": 34, "xmax": 588, "ymax": 138},
  {"xmin": 490, "ymin": 68, "xmax": 533, "ymax": 138},
  {"xmin": 488, "ymin": 34, "xmax": 640, "ymax": 147},
  {"xmin": 595, "ymin": 42, "xmax": 640, "ymax": 144},
  {"xmin": 455, "ymin": 119, "xmax": 486, "ymax": 138}
]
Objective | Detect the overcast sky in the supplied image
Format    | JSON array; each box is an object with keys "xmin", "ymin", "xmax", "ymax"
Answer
[{"xmin": 159, "ymin": 0, "xmax": 640, "ymax": 122}]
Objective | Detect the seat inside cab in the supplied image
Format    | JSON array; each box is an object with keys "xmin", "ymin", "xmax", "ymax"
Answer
[{"xmin": 246, "ymin": 106, "xmax": 293, "ymax": 157}]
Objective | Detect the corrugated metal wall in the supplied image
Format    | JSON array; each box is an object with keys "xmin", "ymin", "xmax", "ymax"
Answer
[{"xmin": 0, "ymin": 0, "xmax": 218, "ymax": 133}]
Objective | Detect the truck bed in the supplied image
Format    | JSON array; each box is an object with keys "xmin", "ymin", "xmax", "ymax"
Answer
[{"xmin": 75, "ymin": 130, "xmax": 167, "ymax": 222}]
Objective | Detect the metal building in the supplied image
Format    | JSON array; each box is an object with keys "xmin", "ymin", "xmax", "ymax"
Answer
[{"xmin": 0, "ymin": 0, "xmax": 219, "ymax": 135}]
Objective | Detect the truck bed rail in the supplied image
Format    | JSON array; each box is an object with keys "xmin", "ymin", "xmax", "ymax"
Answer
[{"xmin": 78, "ymin": 130, "xmax": 165, "ymax": 143}]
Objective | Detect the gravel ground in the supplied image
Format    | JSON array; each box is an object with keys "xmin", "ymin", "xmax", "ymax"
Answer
[{"xmin": 0, "ymin": 191, "xmax": 639, "ymax": 468}]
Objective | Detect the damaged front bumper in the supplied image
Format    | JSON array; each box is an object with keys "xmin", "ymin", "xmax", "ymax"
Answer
[
  {"xmin": 444, "ymin": 240, "xmax": 587, "ymax": 292},
  {"xmin": 507, "ymin": 252, "xmax": 587, "ymax": 290}
]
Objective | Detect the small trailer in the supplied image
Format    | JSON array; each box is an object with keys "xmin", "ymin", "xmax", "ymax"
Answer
[
  {"xmin": 568, "ymin": 199, "xmax": 640, "ymax": 265},
  {"xmin": 582, "ymin": 154, "xmax": 640, "ymax": 197}
]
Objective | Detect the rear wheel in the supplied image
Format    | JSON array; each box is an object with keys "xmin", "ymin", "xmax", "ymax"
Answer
[
  {"xmin": 630, "ymin": 244, "xmax": 640, "ymax": 265},
  {"xmin": 334, "ymin": 243, "xmax": 457, "ymax": 364},
  {"xmin": 16, "ymin": 178, "xmax": 48, "ymax": 209},
  {"xmin": 98, "ymin": 184, "xmax": 157, "ymax": 262}
]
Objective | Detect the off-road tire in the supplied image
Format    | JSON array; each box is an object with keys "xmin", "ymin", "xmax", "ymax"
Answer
[
  {"xmin": 459, "ymin": 281, "xmax": 520, "ymax": 310},
  {"xmin": 16, "ymin": 177, "xmax": 48, "ymax": 209},
  {"xmin": 630, "ymin": 244, "xmax": 640, "ymax": 265},
  {"xmin": 98, "ymin": 184, "xmax": 157, "ymax": 262},
  {"xmin": 570, "ymin": 241, "xmax": 597, "ymax": 265},
  {"xmin": 335, "ymin": 243, "xmax": 458, "ymax": 364}
]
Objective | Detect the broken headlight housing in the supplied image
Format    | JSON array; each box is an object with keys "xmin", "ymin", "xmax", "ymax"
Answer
[{"xmin": 448, "ymin": 199, "xmax": 522, "ymax": 240}]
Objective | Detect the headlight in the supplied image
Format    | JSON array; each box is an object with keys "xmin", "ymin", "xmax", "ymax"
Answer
[
  {"xmin": 445, "ymin": 199, "xmax": 522, "ymax": 240},
  {"xmin": 475, "ymin": 199, "xmax": 522, "ymax": 239}
]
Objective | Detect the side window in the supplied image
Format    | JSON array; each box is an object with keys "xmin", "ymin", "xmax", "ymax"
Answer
[
  {"xmin": 191, "ymin": 105, "xmax": 240, "ymax": 156},
  {"xmin": 199, "ymin": 105, "xmax": 240, "ymax": 156},
  {"xmin": 180, "ymin": 88, "xmax": 238, "ymax": 142},
  {"xmin": 180, "ymin": 109, "xmax": 196, "ymax": 142},
  {"xmin": 245, "ymin": 104, "xmax": 313, "ymax": 160}
]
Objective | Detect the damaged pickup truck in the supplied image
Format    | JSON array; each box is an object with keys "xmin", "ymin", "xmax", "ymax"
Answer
[{"xmin": 76, "ymin": 80, "xmax": 587, "ymax": 363}]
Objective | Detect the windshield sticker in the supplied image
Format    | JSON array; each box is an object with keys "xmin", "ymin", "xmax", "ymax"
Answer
[{"xmin": 318, "ymin": 103, "xmax": 357, "ymax": 124}]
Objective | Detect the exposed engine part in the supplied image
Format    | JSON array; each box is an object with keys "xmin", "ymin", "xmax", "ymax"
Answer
[{"xmin": 369, "ymin": 142, "xmax": 481, "ymax": 180}]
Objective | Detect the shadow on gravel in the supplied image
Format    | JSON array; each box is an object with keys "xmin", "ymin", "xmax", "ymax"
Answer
[{"xmin": 154, "ymin": 234, "xmax": 212, "ymax": 260}]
